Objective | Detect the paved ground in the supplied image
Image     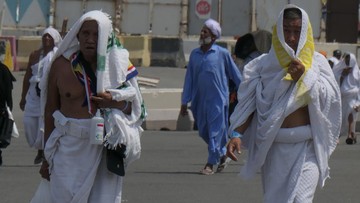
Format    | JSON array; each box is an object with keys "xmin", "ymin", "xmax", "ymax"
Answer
[{"xmin": 1, "ymin": 69, "xmax": 360, "ymax": 203}]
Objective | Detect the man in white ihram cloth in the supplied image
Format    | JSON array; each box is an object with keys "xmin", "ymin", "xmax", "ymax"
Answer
[
  {"xmin": 332, "ymin": 52, "xmax": 360, "ymax": 144},
  {"xmin": 226, "ymin": 4, "xmax": 341, "ymax": 203},
  {"xmin": 39, "ymin": 10, "xmax": 146, "ymax": 203},
  {"xmin": 20, "ymin": 27, "xmax": 62, "ymax": 164}
]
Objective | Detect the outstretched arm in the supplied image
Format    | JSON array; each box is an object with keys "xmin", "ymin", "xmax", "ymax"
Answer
[{"xmin": 227, "ymin": 113, "xmax": 254, "ymax": 161}]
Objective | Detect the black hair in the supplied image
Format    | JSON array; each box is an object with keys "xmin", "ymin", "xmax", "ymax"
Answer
[
  {"xmin": 283, "ymin": 8, "xmax": 302, "ymax": 20},
  {"xmin": 234, "ymin": 33, "xmax": 257, "ymax": 59},
  {"xmin": 333, "ymin": 49, "xmax": 342, "ymax": 58}
]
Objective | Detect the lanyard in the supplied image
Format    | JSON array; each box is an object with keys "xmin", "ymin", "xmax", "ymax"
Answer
[{"xmin": 81, "ymin": 66, "xmax": 93, "ymax": 115}]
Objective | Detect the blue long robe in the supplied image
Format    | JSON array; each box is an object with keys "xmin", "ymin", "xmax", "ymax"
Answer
[{"xmin": 182, "ymin": 44, "xmax": 241, "ymax": 164}]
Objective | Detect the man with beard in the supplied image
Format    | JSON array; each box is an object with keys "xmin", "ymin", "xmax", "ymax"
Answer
[{"xmin": 180, "ymin": 19, "xmax": 241, "ymax": 175}]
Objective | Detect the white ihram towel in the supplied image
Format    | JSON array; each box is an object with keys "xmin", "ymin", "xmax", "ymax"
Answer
[
  {"xmin": 333, "ymin": 53, "xmax": 360, "ymax": 136},
  {"xmin": 42, "ymin": 10, "xmax": 146, "ymax": 166},
  {"xmin": 229, "ymin": 4, "xmax": 341, "ymax": 189}
]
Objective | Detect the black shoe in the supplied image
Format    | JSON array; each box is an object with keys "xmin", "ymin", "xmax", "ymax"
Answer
[
  {"xmin": 34, "ymin": 153, "xmax": 43, "ymax": 165},
  {"xmin": 346, "ymin": 137, "xmax": 354, "ymax": 145}
]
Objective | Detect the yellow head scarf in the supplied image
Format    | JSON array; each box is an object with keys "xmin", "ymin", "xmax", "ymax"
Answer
[{"xmin": 272, "ymin": 4, "xmax": 314, "ymax": 100}]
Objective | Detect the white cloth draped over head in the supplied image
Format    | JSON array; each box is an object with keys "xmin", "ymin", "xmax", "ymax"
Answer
[
  {"xmin": 229, "ymin": 3, "xmax": 341, "ymax": 188},
  {"xmin": 333, "ymin": 53, "xmax": 360, "ymax": 90},
  {"xmin": 332, "ymin": 53, "xmax": 360, "ymax": 136},
  {"xmin": 42, "ymin": 10, "xmax": 145, "ymax": 166},
  {"xmin": 43, "ymin": 27, "xmax": 62, "ymax": 47},
  {"xmin": 53, "ymin": 10, "xmax": 128, "ymax": 92},
  {"xmin": 204, "ymin": 18, "xmax": 221, "ymax": 39}
]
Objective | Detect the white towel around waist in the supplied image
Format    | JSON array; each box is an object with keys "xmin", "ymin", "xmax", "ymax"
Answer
[
  {"xmin": 275, "ymin": 125, "xmax": 312, "ymax": 143},
  {"xmin": 53, "ymin": 110, "xmax": 91, "ymax": 139}
]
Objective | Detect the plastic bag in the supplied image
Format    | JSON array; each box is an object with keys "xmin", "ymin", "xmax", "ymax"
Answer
[
  {"xmin": 0, "ymin": 109, "xmax": 13, "ymax": 148},
  {"xmin": 30, "ymin": 179, "xmax": 51, "ymax": 203}
]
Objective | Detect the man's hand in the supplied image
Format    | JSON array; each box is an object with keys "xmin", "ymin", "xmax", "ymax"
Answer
[
  {"xmin": 354, "ymin": 105, "xmax": 360, "ymax": 112},
  {"xmin": 19, "ymin": 99, "xmax": 26, "ymax": 111},
  {"xmin": 288, "ymin": 59, "xmax": 305, "ymax": 82},
  {"xmin": 39, "ymin": 161, "xmax": 50, "ymax": 181},
  {"xmin": 180, "ymin": 104, "xmax": 188, "ymax": 116},
  {"xmin": 91, "ymin": 92, "xmax": 113, "ymax": 108},
  {"xmin": 341, "ymin": 68, "xmax": 352, "ymax": 77},
  {"xmin": 226, "ymin": 138, "xmax": 242, "ymax": 161}
]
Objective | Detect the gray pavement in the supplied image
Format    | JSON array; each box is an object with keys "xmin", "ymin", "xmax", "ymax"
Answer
[{"xmin": 1, "ymin": 69, "xmax": 360, "ymax": 203}]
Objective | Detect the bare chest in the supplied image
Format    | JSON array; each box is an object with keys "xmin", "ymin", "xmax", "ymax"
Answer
[{"xmin": 57, "ymin": 69, "xmax": 87, "ymax": 102}]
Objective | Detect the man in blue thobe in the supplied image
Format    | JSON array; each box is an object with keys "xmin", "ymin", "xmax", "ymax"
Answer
[{"xmin": 180, "ymin": 19, "xmax": 242, "ymax": 175}]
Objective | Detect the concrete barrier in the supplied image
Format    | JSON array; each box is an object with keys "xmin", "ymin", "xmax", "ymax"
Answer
[
  {"xmin": 15, "ymin": 36, "xmax": 360, "ymax": 71},
  {"xmin": 182, "ymin": 38, "xmax": 198, "ymax": 63},
  {"xmin": 119, "ymin": 35, "xmax": 151, "ymax": 67},
  {"xmin": 140, "ymin": 88, "xmax": 194, "ymax": 131},
  {"xmin": 16, "ymin": 36, "xmax": 41, "ymax": 70},
  {"xmin": 16, "ymin": 35, "xmax": 187, "ymax": 69},
  {"xmin": 150, "ymin": 37, "xmax": 186, "ymax": 68},
  {"xmin": 15, "ymin": 35, "xmax": 152, "ymax": 69}
]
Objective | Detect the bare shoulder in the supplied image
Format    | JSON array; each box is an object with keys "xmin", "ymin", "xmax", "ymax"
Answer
[
  {"xmin": 31, "ymin": 49, "xmax": 41, "ymax": 58},
  {"xmin": 51, "ymin": 56, "xmax": 70, "ymax": 72},
  {"xmin": 48, "ymin": 56, "xmax": 71, "ymax": 79},
  {"xmin": 27, "ymin": 49, "xmax": 42, "ymax": 66}
]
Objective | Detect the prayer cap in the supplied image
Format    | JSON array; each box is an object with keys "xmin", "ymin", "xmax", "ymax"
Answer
[{"xmin": 204, "ymin": 18, "xmax": 221, "ymax": 39}]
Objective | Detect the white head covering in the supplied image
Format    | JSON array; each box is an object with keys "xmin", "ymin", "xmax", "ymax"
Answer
[
  {"xmin": 333, "ymin": 52, "xmax": 360, "ymax": 90},
  {"xmin": 52, "ymin": 10, "xmax": 129, "ymax": 93},
  {"xmin": 54, "ymin": 10, "xmax": 113, "ymax": 62},
  {"xmin": 204, "ymin": 18, "xmax": 221, "ymax": 39},
  {"xmin": 42, "ymin": 27, "xmax": 62, "ymax": 47},
  {"xmin": 269, "ymin": 4, "xmax": 314, "ymax": 84},
  {"xmin": 275, "ymin": 4, "xmax": 311, "ymax": 59}
]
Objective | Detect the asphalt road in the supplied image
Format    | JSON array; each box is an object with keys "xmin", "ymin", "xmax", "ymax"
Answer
[{"xmin": 1, "ymin": 69, "xmax": 360, "ymax": 203}]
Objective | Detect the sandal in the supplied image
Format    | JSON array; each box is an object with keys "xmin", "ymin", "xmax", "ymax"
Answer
[
  {"xmin": 216, "ymin": 156, "xmax": 231, "ymax": 173},
  {"xmin": 34, "ymin": 153, "xmax": 44, "ymax": 165},
  {"xmin": 346, "ymin": 132, "xmax": 357, "ymax": 145},
  {"xmin": 346, "ymin": 137, "xmax": 354, "ymax": 145},
  {"xmin": 200, "ymin": 166, "xmax": 214, "ymax": 175}
]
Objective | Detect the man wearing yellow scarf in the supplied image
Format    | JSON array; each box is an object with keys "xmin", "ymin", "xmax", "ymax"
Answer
[{"xmin": 226, "ymin": 4, "xmax": 341, "ymax": 203}]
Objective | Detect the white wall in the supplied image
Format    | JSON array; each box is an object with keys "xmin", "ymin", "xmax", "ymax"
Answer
[
  {"xmin": 0, "ymin": 0, "xmax": 336, "ymax": 40},
  {"xmin": 256, "ymin": 0, "xmax": 322, "ymax": 38}
]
